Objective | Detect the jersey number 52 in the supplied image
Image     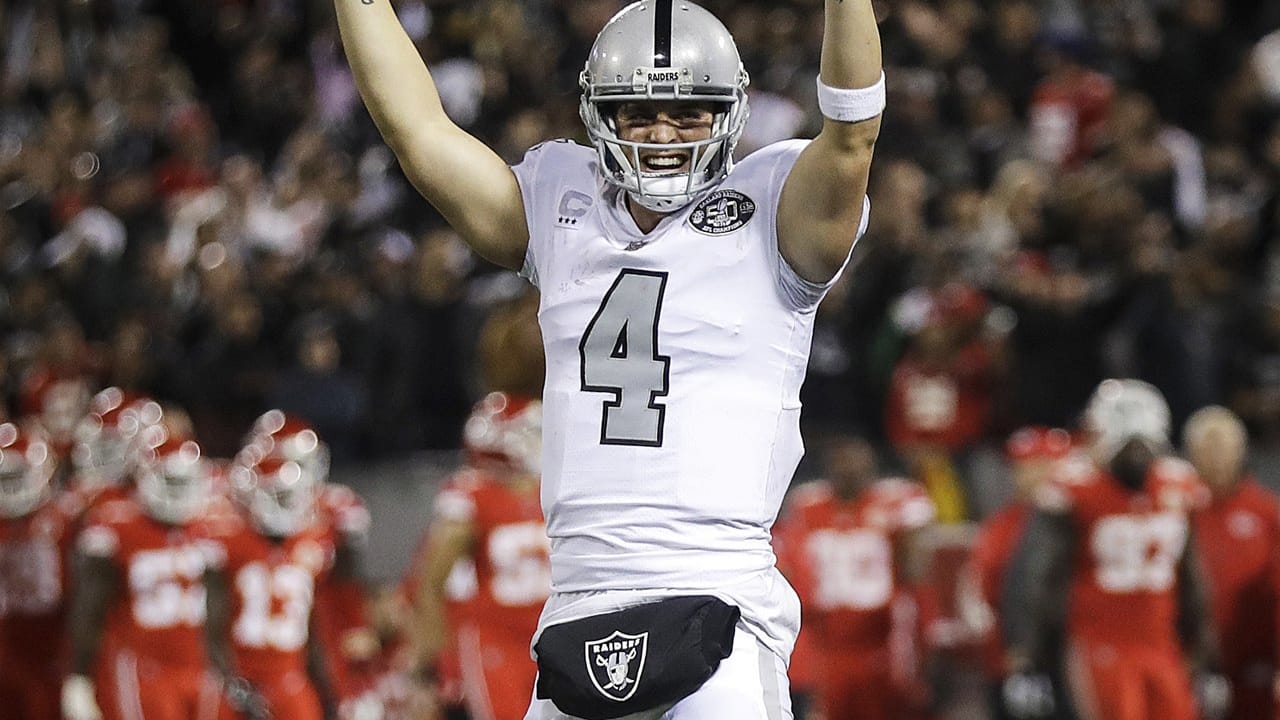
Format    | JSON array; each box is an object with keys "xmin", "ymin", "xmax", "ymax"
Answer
[{"xmin": 579, "ymin": 269, "xmax": 671, "ymax": 447}]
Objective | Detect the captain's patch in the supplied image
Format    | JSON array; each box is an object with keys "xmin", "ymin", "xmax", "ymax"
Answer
[{"xmin": 689, "ymin": 190, "xmax": 756, "ymax": 235}]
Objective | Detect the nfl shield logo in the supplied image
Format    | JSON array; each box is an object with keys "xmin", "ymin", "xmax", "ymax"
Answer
[{"xmin": 584, "ymin": 630, "xmax": 649, "ymax": 702}]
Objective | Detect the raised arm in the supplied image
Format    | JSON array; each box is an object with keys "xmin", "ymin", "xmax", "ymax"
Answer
[
  {"xmin": 334, "ymin": 0, "xmax": 528, "ymax": 270},
  {"xmin": 777, "ymin": 0, "xmax": 884, "ymax": 283}
]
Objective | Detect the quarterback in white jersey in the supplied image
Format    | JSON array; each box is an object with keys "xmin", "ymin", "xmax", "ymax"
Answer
[
  {"xmin": 337, "ymin": 0, "xmax": 884, "ymax": 717},
  {"xmin": 514, "ymin": 137, "xmax": 870, "ymax": 660}
]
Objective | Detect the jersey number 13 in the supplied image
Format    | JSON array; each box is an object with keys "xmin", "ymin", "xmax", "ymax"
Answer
[{"xmin": 579, "ymin": 269, "xmax": 671, "ymax": 447}]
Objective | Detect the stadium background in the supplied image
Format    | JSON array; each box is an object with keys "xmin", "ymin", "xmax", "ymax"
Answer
[{"xmin": 3, "ymin": 0, "xmax": 1280, "ymax": 716}]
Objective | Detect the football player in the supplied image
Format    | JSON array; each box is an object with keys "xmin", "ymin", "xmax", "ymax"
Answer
[
  {"xmin": 1185, "ymin": 406, "xmax": 1279, "ymax": 720},
  {"xmin": 958, "ymin": 426, "xmax": 1074, "ymax": 720},
  {"xmin": 775, "ymin": 435, "xmax": 936, "ymax": 720},
  {"xmin": 0, "ymin": 422, "xmax": 79, "ymax": 720},
  {"xmin": 204, "ymin": 454, "xmax": 348, "ymax": 720},
  {"xmin": 1003, "ymin": 379, "xmax": 1226, "ymax": 720},
  {"xmin": 63, "ymin": 435, "xmax": 220, "ymax": 720},
  {"xmin": 412, "ymin": 392, "xmax": 549, "ymax": 720},
  {"xmin": 237, "ymin": 410, "xmax": 377, "ymax": 707},
  {"xmin": 337, "ymin": 0, "xmax": 883, "ymax": 714}
]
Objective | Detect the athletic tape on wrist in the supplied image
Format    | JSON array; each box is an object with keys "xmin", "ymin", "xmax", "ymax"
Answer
[{"xmin": 816, "ymin": 71, "xmax": 886, "ymax": 123}]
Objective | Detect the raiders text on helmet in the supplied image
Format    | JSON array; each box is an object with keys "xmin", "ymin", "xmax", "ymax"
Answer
[{"xmin": 580, "ymin": 0, "xmax": 750, "ymax": 213}]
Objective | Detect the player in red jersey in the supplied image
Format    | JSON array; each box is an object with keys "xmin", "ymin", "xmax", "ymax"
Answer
[
  {"xmin": 204, "ymin": 454, "xmax": 348, "ymax": 720},
  {"xmin": 775, "ymin": 434, "xmax": 936, "ymax": 720},
  {"xmin": 312, "ymin": 481, "xmax": 378, "ymax": 704},
  {"xmin": 0, "ymin": 422, "xmax": 82, "ymax": 720},
  {"xmin": 235, "ymin": 411, "xmax": 377, "ymax": 709},
  {"xmin": 1183, "ymin": 406, "xmax": 1279, "ymax": 720},
  {"xmin": 957, "ymin": 425, "xmax": 1073, "ymax": 720},
  {"xmin": 63, "ymin": 435, "xmax": 220, "ymax": 720},
  {"xmin": 412, "ymin": 392, "xmax": 549, "ymax": 720},
  {"xmin": 1003, "ymin": 379, "xmax": 1226, "ymax": 720}
]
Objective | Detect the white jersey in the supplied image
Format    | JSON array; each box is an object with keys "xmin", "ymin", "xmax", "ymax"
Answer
[{"xmin": 513, "ymin": 139, "xmax": 868, "ymax": 659}]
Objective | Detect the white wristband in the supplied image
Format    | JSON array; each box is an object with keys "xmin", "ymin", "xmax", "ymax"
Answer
[{"xmin": 816, "ymin": 72, "xmax": 886, "ymax": 123}]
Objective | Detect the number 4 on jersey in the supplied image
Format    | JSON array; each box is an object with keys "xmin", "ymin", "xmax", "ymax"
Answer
[{"xmin": 579, "ymin": 269, "xmax": 671, "ymax": 446}]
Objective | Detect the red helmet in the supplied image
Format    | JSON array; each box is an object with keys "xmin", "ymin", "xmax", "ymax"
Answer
[
  {"xmin": 463, "ymin": 392, "xmax": 541, "ymax": 475},
  {"xmin": 229, "ymin": 455, "xmax": 320, "ymax": 537},
  {"xmin": 134, "ymin": 436, "xmax": 212, "ymax": 524},
  {"xmin": 70, "ymin": 387, "xmax": 165, "ymax": 489},
  {"xmin": 239, "ymin": 410, "xmax": 329, "ymax": 484},
  {"xmin": 0, "ymin": 423, "xmax": 56, "ymax": 518}
]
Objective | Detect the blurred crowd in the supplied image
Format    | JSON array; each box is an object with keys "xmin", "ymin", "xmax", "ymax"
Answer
[{"xmin": 2, "ymin": 0, "xmax": 1280, "ymax": 516}]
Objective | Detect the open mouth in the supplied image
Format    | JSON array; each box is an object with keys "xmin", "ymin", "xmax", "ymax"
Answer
[{"xmin": 639, "ymin": 152, "xmax": 690, "ymax": 174}]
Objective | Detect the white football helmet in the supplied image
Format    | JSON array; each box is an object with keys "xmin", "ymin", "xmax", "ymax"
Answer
[
  {"xmin": 1083, "ymin": 379, "xmax": 1171, "ymax": 463},
  {"xmin": 579, "ymin": 0, "xmax": 749, "ymax": 212},
  {"xmin": 229, "ymin": 456, "xmax": 319, "ymax": 537},
  {"xmin": 70, "ymin": 388, "xmax": 164, "ymax": 490},
  {"xmin": 0, "ymin": 423, "xmax": 56, "ymax": 518},
  {"xmin": 238, "ymin": 410, "xmax": 330, "ymax": 485},
  {"xmin": 134, "ymin": 437, "xmax": 212, "ymax": 525}
]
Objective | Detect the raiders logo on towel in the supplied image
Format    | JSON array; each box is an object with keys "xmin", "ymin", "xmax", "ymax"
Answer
[
  {"xmin": 689, "ymin": 190, "xmax": 756, "ymax": 235},
  {"xmin": 585, "ymin": 630, "xmax": 649, "ymax": 702}
]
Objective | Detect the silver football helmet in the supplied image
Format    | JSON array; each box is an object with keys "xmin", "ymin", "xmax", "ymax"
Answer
[
  {"xmin": 1083, "ymin": 379, "xmax": 1171, "ymax": 463},
  {"xmin": 580, "ymin": 0, "xmax": 750, "ymax": 212}
]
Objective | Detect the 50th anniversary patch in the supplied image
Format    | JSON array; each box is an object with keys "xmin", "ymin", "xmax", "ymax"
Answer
[{"xmin": 689, "ymin": 189, "xmax": 756, "ymax": 235}]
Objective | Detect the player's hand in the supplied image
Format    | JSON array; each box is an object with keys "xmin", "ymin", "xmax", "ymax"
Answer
[
  {"xmin": 1002, "ymin": 671, "xmax": 1055, "ymax": 719},
  {"xmin": 339, "ymin": 692, "xmax": 385, "ymax": 720},
  {"xmin": 224, "ymin": 676, "xmax": 272, "ymax": 720},
  {"xmin": 1194, "ymin": 672, "xmax": 1231, "ymax": 720},
  {"xmin": 61, "ymin": 674, "xmax": 103, "ymax": 720}
]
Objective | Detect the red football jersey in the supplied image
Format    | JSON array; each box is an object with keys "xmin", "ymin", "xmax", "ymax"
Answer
[
  {"xmin": 313, "ymin": 484, "xmax": 374, "ymax": 683},
  {"xmin": 202, "ymin": 508, "xmax": 335, "ymax": 680},
  {"xmin": 1193, "ymin": 477, "xmax": 1280, "ymax": 672},
  {"xmin": 1037, "ymin": 454, "xmax": 1207, "ymax": 648},
  {"xmin": 78, "ymin": 496, "xmax": 210, "ymax": 667},
  {"xmin": 0, "ymin": 490, "xmax": 83, "ymax": 668},
  {"xmin": 781, "ymin": 479, "xmax": 935, "ymax": 648},
  {"xmin": 961, "ymin": 501, "xmax": 1031, "ymax": 678},
  {"xmin": 432, "ymin": 469, "xmax": 549, "ymax": 643}
]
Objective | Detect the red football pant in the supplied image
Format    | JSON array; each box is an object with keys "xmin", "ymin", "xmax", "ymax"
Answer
[
  {"xmin": 813, "ymin": 647, "xmax": 898, "ymax": 720},
  {"xmin": 219, "ymin": 669, "xmax": 324, "ymax": 720},
  {"xmin": 0, "ymin": 657, "xmax": 60, "ymax": 720},
  {"xmin": 1065, "ymin": 639, "xmax": 1195, "ymax": 720},
  {"xmin": 457, "ymin": 623, "xmax": 538, "ymax": 720},
  {"xmin": 101, "ymin": 650, "xmax": 220, "ymax": 720}
]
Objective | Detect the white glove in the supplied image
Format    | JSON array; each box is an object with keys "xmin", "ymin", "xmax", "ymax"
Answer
[
  {"xmin": 1195, "ymin": 672, "xmax": 1232, "ymax": 720},
  {"xmin": 61, "ymin": 674, "xmax": 103, "ymax": 720},
  {"xmin": 1002, "ymin": 671, "xmax": 1055, "ymax": 719}
]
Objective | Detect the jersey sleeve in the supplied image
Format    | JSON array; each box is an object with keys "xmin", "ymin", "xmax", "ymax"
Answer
[
  {"xmin": 867, "ymin": 478, "xmax": 936, "ymax": 533},
  {"xmin": 511, "ymin": 139, "xmax": 595, "ymax": 288},
  {"xmin": 1151, "ymin": 457, "xmax": 1209, "ymax": 511},
  {"xmin": 77, "ymin": 522, "xmax": 120, "ymax": 559},
  {"xmin": 1032, "ymin": 454, "xmax": 1093, "ymax": 514},
  {"xmin": 323, "ymin": 485, "xmax": 372, "ymax": 539},
  {"xmin": 733, "ymin": 140, "xmax": 870, "ymax": 311},
  {"xmin": 433, "ymin": 476, "xmax": 479, "ymax": 524}
]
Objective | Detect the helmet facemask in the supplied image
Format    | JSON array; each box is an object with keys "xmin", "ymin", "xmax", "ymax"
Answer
[
  {"xmin": 579, "ymin": 1, "xmax": 750, "ymax": 213},
  {"xmin": 135, "ymin": 440, "xmax": 211, "ymax": 525},
  {"xmin": 230, "ymin": 457, "xmax": 319, "ymax": 538},
  {"xmin": 0, "ymin": 425, "xmax": 54, "ymax": 519}
]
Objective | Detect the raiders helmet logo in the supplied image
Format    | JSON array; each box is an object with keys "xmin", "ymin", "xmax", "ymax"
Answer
[
  {"xmin": 584, "ymin": 630, "xmax": 648, "ymax": 702},
  {"xmin": 689, "ymin": 189, "xmax": 756, "ymax": 236}
]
